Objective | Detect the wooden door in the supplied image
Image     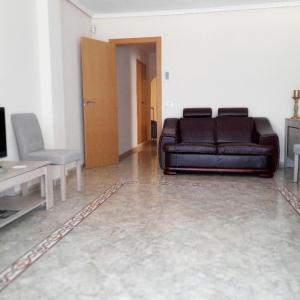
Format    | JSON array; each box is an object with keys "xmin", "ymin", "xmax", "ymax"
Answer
[
  {"xmin": 81, "ymin": 37, "xmax": 119, "ymax": 168},
  {"xmin": 151, "ymin": 78, "xmax": 157, "ymax": 121},
  {"xmin": 136, "ymin": 60, "xmax": 150, "ymax": 144}
]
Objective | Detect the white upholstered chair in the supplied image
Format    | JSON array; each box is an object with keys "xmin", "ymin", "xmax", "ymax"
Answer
[{"xmin": 11, "ymin": 113, "xmax": 82, "ymax": 202}]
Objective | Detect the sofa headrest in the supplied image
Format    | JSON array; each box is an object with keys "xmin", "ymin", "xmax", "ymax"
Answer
[
  {"xmin": 183, "ymin": 108, "xmax": 212, "ymax": 118},
  {"xmin": 218, "ymin": 108, "xmax": 248, "ymax": 117}
]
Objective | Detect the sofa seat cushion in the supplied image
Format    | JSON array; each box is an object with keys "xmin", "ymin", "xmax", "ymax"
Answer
[
  {"xmin": 164, "ymin": 143, "xmax": 217, "ymax": 154},
  {"xmin": 179, "ymin": 118, "xmax": 215, "ymax": 143},
  {"xmin": 217, "ymin": 143, "xmax": 275, "ymax": 155},
  {"xmin": 216, "ymin": 117, "xmax": 254, "ymax": 143}
]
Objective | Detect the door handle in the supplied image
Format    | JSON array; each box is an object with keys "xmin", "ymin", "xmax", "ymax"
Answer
[{"xmin": 84, "ymin": 100, "xmax": 96, "ymax": 107}]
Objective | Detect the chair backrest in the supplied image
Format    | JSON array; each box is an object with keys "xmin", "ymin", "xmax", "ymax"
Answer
[
  {"xmin": 179, "ymin": 107, "xmax": 215, "ymax": 143},
  {"xmin": 216, "ymin": 108, "xmax": 254, "ymax": 143},
  {"xmin": 179, "ymin": 118, "xmax": 216, "ymax": 143},
  {"xmin": 11, "ymin": 113, "xmax": 45, "ymax": 160},
  {"xmin": 216, "ymin": 117, "xmax": 254, "ymax": 143}
]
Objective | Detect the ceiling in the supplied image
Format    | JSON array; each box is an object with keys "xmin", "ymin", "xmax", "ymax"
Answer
[{"xmin": 74, "ymin": 0, "xmax": 297, "ymax": 15}]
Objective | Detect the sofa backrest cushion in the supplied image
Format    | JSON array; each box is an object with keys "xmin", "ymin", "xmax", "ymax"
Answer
[
  {"xmin": 216, "ymin": 117, "xmax": 254, "ymax": 143},
  {"xmin": 183, "ymin": 108, "xmax": 212, "ymax": 118},
  {"xmin": 179, "ymin": 118, "xmax": 215, "ymax": 143},
  {"xmin": 218, "ymin": 108, "xmax": 248, "ymax": 117}
]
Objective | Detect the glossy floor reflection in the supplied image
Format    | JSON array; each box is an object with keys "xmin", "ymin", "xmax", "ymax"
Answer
[{"xmin": 0, "ymin": 144, "xmax": 300, "ymax": 299}]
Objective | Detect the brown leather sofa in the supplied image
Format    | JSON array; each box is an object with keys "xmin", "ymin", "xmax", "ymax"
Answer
[{"xmin": 159, "ymin": 108, "xmax": 279, "ymax": 177}]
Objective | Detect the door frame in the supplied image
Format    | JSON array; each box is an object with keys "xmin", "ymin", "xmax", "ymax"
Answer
[
  {"xmin": 136, "ymin": 59, "xmax": 150, "ymax": 144},
  {"xmin": 109, "ymin": 37, "xmax": 162, "ymax": 139}
]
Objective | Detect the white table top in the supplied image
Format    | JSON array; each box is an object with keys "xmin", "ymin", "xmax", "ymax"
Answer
[{"xmin": 0, "ymin": 161, "xmax": 50, "ymax": 182}]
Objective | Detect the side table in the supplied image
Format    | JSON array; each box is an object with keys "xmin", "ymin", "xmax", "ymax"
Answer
[
  {"xmin": 0, "ymin": 161, "xmax": 53, "ymax": 228},
  {"xmin": 284, "ymin": 118, "xmax": 300, "ymax": 168}
]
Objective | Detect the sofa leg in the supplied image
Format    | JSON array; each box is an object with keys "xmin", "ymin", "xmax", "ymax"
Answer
[
  {"xmin": 259, "ymin": 173, "xmax": 273, "ymax": 178},
  {"xmin": 164, "ymin": 170, "xmax": 177, "ymax": 175}
]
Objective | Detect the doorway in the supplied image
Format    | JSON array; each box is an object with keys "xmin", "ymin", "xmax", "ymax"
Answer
[{"xmin": 111, "ymin": 37, "xmax": 161, "ymax": 159}]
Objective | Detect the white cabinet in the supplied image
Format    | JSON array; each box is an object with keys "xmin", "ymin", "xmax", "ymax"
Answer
[{"xmin": 285, "ymin": 118, "xmax": 300, "ymax": 167}]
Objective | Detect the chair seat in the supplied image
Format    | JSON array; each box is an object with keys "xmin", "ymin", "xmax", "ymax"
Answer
[
  {"xmin": 217, "ymin": 143, "xmax": 275, "ymax": 155},
  {"xmin": 28, "ymin": 149, "xmax": 81, "ymax": 165},
  {"xmin": 163, "ymin": 143, "xmax": 217, "ymax": 154}
]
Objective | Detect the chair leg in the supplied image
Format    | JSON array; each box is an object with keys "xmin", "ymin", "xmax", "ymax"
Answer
[
  {"xmin": 76, "ymin": 160, "xmax": 82, "ymax": 192},
  {"xmin": 60, "ymin": 164, "xmax": 66, "ymax": 202},
  {"xmin": 294, "ymin": 154, "xmax": 299, "ymax": 183},
  {"xmin": 45, "ymin": 166, "xmax": 54, "ymax": 209}
]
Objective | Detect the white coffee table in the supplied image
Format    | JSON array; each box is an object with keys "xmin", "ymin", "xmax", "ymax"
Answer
[{"xmin": 0, "ymin": 161, "xmax": 53, "ymax": 228}]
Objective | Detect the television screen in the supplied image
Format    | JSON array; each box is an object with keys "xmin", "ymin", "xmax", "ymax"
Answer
[{"xmin": 0, "ymin": 108, "xmax": 7, "ymax": 159}]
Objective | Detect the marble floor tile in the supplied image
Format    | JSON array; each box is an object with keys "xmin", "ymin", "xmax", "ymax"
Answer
[{"xmin": 0, "ymin": 144, "xmax": 300, "ymax": 299}]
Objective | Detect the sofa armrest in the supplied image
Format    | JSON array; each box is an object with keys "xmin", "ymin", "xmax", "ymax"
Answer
[
  {"xmin": 253, "ymin": 117, "xmax": 278, "ymax": 144},
  {"xmin": 159, "ymin": 118, "xmax": 179, "ymax": 169},
  {"xmin": 253, "ymin": 117, "xmax": 280, "ymax": 172},
  {"xmin": 161, "ymin": 118, "xmax": 179, "ymax": 138}
]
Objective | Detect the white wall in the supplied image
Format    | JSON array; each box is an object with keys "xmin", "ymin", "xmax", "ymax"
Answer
[
  {"xmin": 0, "ymin": 0, "xmax": 41, "ymax": 161},
  {"xmin": 0, "ymin": 0, "xmax": 90, "ymax": 165},
  {"xmin": 49, "ymin": 0, "xmax": 67, "ymax": 148},
  {"xmin": 93, "ymin": 6, "xmax": 300, "ymax": 162},
  {"xmin": 117, "ymin": 46, "xmax": 148, "ymax": 155},
  {"xmin": 36, "ymin": 0, "xmax": 67, "ymax": 149},
  {"xmin": 61, "ymin": 0, "xmax": 91, "ymax": 161}
]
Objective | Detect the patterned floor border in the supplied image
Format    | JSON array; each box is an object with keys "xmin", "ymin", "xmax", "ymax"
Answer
[
  {"xmin": 0, "ymin": 179, "xmax": 299, "ymax": 292},
  {"xmin": 278, "ymin": 186, "xmax": 300, "ymax": 216},
  {"xmin": 0, "ymin": 181, "xmax": 124, "ymax": 292}
]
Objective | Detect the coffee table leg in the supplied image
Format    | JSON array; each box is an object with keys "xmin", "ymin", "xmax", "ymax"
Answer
[
  {"xmin": 21, "ymin": 182, "xmax": 29, "ymax": 196},
  {"xmin": 40, "ymin": 176, "xmax": 46, "ymax": 198},
  {"xmin": 45, "ymin": 166, "xmax": 54, "ymax": 209}
]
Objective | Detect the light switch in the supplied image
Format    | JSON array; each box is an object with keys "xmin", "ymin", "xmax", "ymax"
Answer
[{"xmin": 91, "ymin": 24, "xmax": 97, "ymax": 34}]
